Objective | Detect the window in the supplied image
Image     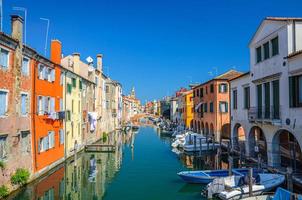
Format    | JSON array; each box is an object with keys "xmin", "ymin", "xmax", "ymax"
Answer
[
  {"xmin": 244, "ymin": 87, "xmax": 250, "ymax": 109},
  {"xmin": 48, "ymin": 131, "xmax": 55, "ymax": 149},
  {"xmin": 264, "ymin": 82, "xmax": 270, "ymax": 118},
  {"xmin": 21, "ymin": 93, "xmax": 28, "ymax": 116},
  {"xmin": 257, "ymin": 84, "xmax": 262, "ymax": 118},
  {"xmin": 60, "ymin": 71, "xmax": 64, "ymax": 85},
  {"xmin": 79, "ymin": 80, "xmax": 82, "ymax": 90},
  {"xmin": 233, "ymin": 90, "xmax": 237, "ymax": 109},
  {"xmin": 203, "ymin": 103, "xmax": 207, "ymax": 113},
  {"xmin": 72, "ymin": 100, "xmax": 74, "ymax": 113},
  {"xmin": 219, "ymin": 101, "xmax": 228, "ymax": 113},
  {"xmin": 22, "ymin": 57, "xmax": 29, "ymax": 76},
  {"xmin": 43, "ymin": 66, "xmax": 48, "ymax": 80},
  {"xmin": 200, "ymin": 88, "xmax": 203, "ymax": 97},
  {"xmin": 205, "ymin": 86, "xmax": 208, "ymax": 94},
  {"xmin": 67, "ymin": 83, "xmax": 72, "ymax": 94},
  {"xmin": 0, "ymin": 90, "xmax": 8, "ymax": 116},
  {"xmin": 210, "ymin": 84, "xmax": 214, "ymax": 93},
  {"xmin": 21, "ymin": 131, "xmax": 30, "ymax": 154},
  {"xmin": 196, "ymin": 89, "xmax": 199, "ymax": 97},
  {"xmin": 193, "ymin": 90, "xmax": 195, "ymax": 98},
  {"xmin": 60, "ymin": 98, "xmax": 63, "ymax": 111},
  {"xmin": 256, "ymin": 46, "xmax": 262, "ymax": 63},
  {"xmin": 59, "ymin": 129, "xmax": 64, "ymax": 145},
  {"xmin": 47, "ymin": 68, "xmax": 55, "ymax": 82},
  {"xmin": 106, "ymin": 85, "xmax": 109, "ymax": 93},
  {"xmin": 289, "ymin": 75, "xmax": 302, "ymax": 107},
  {"xmin": 39, "ymin": 131, "xmax": 55, "ymax": 152},
  {"xmin": 38, "ymin": 64, "xmax": 44, "ymax": 79},
  {"xmin": 271, "ymin": 36, "xmax": 279, "ymax": 56},
  {"xmin": 0, "ymin": 48, "xmax": 9, "ymax": 69},
  {"xmin": 210, "ymin": 102, "xmax": 214, "ymax": 112},
  {"xmin": 272, "ymin": 80, "xmax": 280, "ymax": 119},
  {"xmin": 263, "ymin": 42, "xmax": 270, "ymax": 60},
  {"xmin": 219, "ymin": 83, "xmax": 228, "ymax": 93},
  {"xmin": 72, "ymin": 78, "xmax": 76, "ymax": 87},
  {"xmin": 0, "ymin": 135, "xmax": 8, "ymax": 159}
]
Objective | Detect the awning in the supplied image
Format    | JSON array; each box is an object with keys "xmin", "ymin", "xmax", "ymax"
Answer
[{"xmin": 195, "ymin": 102, "xmax": 203, "ymax": 111}]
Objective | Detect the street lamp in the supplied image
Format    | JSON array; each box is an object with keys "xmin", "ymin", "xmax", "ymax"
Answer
[
  {"xmin": 13, "ymin": 6, "xmax": 27, "ymax": 45},
  {"xmin": 40, "ymin": 17, "xmax": 49, "ymax": 56}
]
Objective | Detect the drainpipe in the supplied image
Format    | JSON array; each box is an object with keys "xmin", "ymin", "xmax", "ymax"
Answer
[
  {"xmin": 64, "ymin": 70, "xmax": 67, "ymax": 160},
  {"xmin": 292, "ymin": 20, "xmax": 296, "ymax": 53},
  {"xmin": 32, "ymin": 57, "xmax": 38, "ymax": 171}
]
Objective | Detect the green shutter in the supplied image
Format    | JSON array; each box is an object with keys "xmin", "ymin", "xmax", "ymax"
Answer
[
  {"xmin": 79, "ymin": 80, "xmax": 82, "ymax": 90},
  {"xmin": 72, "ymin": 78, "xmax": 76, "ymax": 87},
  {"xmin": 273, "ymin": 80, "xmax": 280, "ymax": 119},
  {"xmin": 257, "ymin": 85, "xmax": 262, "ymax": 118},
  {"xmin": 264, "ymin": 82, "xmax": 270, "ymax": 118},
  {"xmin": 289, "ymin": 77, "xmax": 293, "ymax": 108}
]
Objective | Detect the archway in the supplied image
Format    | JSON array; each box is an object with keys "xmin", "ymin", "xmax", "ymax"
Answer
[
  {"xmin": 197, "ymin": 121, "xmax": 201, "ymax": 133},
  {"xmin": 232, "ymin": 123, "xmax": 246, "ymax": 153},
  {"xmin": 205, "ymin": 123, "xmax": 209, "ymax": 136},
  {"xmin": 201, "ymin": 122, "xmax": 204, "ymax": 135},
  {"xmin": 272, "ymin": 129, "xmax": 302, "ymax": 171},
  {"xmin": 249, "ymin": 126, "xmax": 267, "ymax": 162},
  {"xmin": 210, "ymin": 123, "xmax": 214, "ymax": 137}
]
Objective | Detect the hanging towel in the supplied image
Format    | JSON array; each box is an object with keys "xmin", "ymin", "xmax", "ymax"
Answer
[{"xmin": 88, "ymin": 112, "xmax": 98, "ymax": 132}]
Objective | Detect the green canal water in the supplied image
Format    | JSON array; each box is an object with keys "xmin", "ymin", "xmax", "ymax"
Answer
[{"xmin": 10, "ymin": 127, "xmax": 233, "ymax": 200}]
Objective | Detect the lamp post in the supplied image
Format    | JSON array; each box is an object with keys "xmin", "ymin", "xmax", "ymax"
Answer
[
  {"xmin": 13, "ymin": 6, "xmax": 27, "ymax": 45},
  {"xmin": 40, "ymin": 17, "xmax": 49, "ymax": 56}
]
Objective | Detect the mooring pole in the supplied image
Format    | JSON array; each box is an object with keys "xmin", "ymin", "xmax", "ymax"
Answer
[
  {"xmin": 199, "ymin": 138, "xmax": 202, "ymax": 156},
  {"xmin": 249, "ymin": 167, "xmax": 253, "ymax": 197}
]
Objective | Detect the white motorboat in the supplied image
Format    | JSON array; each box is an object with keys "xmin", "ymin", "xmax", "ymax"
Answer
[
  {"xmin": 183, "ymin": 142, "xmax": 220, "ymax": 152},
  {"xmin": 206, "ymin": 173, "xmax": 285, "ymax": 200}
]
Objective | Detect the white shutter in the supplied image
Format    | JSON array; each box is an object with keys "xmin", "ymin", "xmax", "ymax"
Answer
[
  {"xmin": 50, "ymin": 97, "xmax": 55, "ymax": 113},
  {"xmin": 51, "ymin": 69, "xmax": 55, "ymax": 82}
]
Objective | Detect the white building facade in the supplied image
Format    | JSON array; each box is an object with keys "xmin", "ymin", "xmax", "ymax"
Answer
[{"xmin": 231, "ymin": 17, "xmax": 302, "ymax": 170}]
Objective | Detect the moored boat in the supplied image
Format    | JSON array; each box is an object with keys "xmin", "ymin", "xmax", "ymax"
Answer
[
  {"xmin": 178, "ymin": 168, "xmax": 263, "ymax": 184},
  {"xmin": 206, "ymin": 173, "xmax": 285, "ymax": 200}
]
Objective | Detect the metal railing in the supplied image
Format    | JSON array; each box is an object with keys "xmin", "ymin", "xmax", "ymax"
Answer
[{"xmin": 248, "ymin": 106, "xmax": 281, "ymax": 121}]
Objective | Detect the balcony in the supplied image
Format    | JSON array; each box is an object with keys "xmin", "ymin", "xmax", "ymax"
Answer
[{"xmin": 248, "ymin": 106, "xmax": 281, "ymax": 125}]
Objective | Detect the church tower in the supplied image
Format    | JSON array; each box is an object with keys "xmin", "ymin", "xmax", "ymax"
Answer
[{"xmin": 130, "ymin": 87, "xmax": 136, "ymax": 98}]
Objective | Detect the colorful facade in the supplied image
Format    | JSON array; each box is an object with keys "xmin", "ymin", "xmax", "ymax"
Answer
[
  {"xmin": 192, "ymin": 70, "xmax": 242, "ymax": 141},
  {"xmin": 182, "ymin": 90, "xmax": 193, "ymax": 129}
]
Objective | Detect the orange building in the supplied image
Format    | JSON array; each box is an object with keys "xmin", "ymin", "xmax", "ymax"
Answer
[
  {"xmin": 182, "ymin": 90, "xmax": 193, "ymax": 129},
  {"xmin": 31, "ymin": 40, "xmax": 65, "ymax": 172},
  {"xmin": 192, "ymin": 70, "xmax": 242, "ymax": 141}
]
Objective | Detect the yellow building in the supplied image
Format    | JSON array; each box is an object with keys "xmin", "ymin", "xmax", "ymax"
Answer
[
  {"xmin": 182, "ymin": 90, "xmax": 193, "ymax": 129},
  {"xmin": 61, "ymin": 53, "xmax": 83, "ymax": 157}
]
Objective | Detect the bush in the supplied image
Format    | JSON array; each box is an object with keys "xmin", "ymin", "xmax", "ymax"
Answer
[
  {"xmin": 0, "ymin": 185, "xmax": 9, "ymax": 199},
  {"xmin": 102, "ymin": 132, "xmax": 107, "ymax": 143},
  {"xmin": 11, "ymin": 168, "xmax": 30, "ymax": 186},
  {"xmin": 0, "ymin": 161, "xmax": 5, "ymax": 170}
]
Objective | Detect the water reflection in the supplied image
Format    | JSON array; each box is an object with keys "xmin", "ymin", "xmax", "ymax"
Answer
[
  {"xmin": 11, "ymin": 131, "xmax": 126, "ymax": 200},
  {"xmin": 10, "ymin": 127, "xmax": 260, "ymax": 200}
]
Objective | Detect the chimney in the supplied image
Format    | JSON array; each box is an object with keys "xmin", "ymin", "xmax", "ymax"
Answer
[
  {"xmin": 72, "ymin": 52, "xmax": 80, "ymax": 73},
  {"xmin": 51, "ymin": 40, "xmax": 62, "ymax": 65},
  {"xmin": 97, "ymin": 54, "xmax": 103, "ymax": 72},
  {"xmin": 11, "ymin": 15, "xmax": 23, "ymax": 44}
]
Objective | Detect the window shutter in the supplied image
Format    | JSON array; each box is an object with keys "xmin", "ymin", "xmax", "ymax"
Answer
[
  {"xmin": 289, "ymin": 77, "xmax": 293, "ymax": 108},
  {"xmin": 50, "ymin": 97, "xmax": 55, "ymax": 113},
  {"xmin": 38, "ymin": 138, "xmax": 41, "ymax": 152}
]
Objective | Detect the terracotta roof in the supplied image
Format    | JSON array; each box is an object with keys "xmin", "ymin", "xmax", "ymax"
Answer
[
  {"xmin": 229, "ymin": 71, "xmax": 250, "ymax": 82},
  {"xmin": 214, "ymin": 69, "xmax": 243, "ymax": 80},
  {"xmin": 286, "ymin": 50, "xmax": 302, "ymax": 59},
  {"xmin": 266, "ymin": 17, "xmax": 302, "ymax": 21}
]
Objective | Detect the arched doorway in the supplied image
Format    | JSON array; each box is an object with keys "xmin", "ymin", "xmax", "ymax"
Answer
[
  {"xmin": 232, "ymin": 123, "xmax": 246, "ymax": 153},
  {"xmin": 210, "ymin": 123, "xmax": 214, "ymax": 138},
  {"xmin": 201, "ymin": 122, "xmax": 204, "ymax": 135},
  {"xmin": 249, "ymin": 126, "xmax": 267, "ymax": 162},
  {"xmin": 205, "ymin": 123, "xmax": 209, "ymax": 136},
  {"xmin": 197, "ymin": 121, "xmax": 201, "ymax": 133},
  {"xmin": 272, "ymin": 130, "xmax": 302, "ymax": 171}
]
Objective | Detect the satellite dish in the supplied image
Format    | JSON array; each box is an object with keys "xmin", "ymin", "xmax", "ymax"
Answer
[{"xmin": 86, "ymin": 56, "xmax": 93, "ymax": 64}]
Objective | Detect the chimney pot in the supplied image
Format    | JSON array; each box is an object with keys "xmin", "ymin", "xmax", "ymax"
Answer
[
  {"xmin": 11, "ymin": 15, "xmax": 24, "ymax": 44},
  {"xmin": 96, "ymin": 54, "xmax": 103, "ymax": 72}
]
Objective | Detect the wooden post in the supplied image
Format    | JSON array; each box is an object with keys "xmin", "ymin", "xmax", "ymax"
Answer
[
  {"xmin": 199, "ymin": 138, "xmax": 202, "ymax": 156},
  {"xmin": 249, "ymin": 167, "xmax": 253, "ymax": 197},
  {"xmin": 287, "ymin": 167, "xmax": 293, "ymax": 193},
  {"xmin": 194, "ymin": 135, "xmax": 196, "ymax": 151}
]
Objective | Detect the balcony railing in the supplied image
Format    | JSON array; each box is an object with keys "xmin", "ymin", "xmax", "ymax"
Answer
[{"xmin": 248, "ymin": 106, "xmax": 281, "ymax": 122}]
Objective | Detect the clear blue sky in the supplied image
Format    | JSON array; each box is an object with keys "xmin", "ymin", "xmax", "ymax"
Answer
[{"xmin": 2, "ymin": 0, "xmax": 302, "ymax": 103}]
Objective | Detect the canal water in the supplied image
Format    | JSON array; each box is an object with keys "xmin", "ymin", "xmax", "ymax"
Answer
[{"xmin": 10, "ymin": 126, "xmax": 237, "ymax": 200}]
